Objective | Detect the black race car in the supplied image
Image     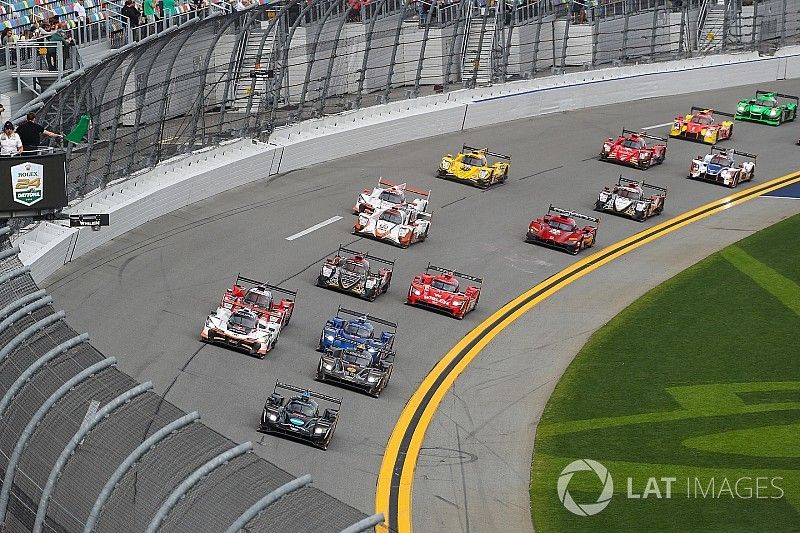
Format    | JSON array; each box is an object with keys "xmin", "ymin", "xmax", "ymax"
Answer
[
  {"xmin": 316, "ymin": 245, "xmax": 394, "ymax": 301},
  {"xmin": 316, "ymin": 345, "xmax": 395, "ymax": 397},
  {"xmin": 259, "ymin": 381, "xmax": 341, "ymax": 450}
]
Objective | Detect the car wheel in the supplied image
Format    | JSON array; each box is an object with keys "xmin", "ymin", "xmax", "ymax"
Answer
[
  {"xmin": 316, "ymin": 275, "xmax": 326, "ymax": 287},
  {"xmin": 594, "ymin": 200, "xmax": 604, "ymax": 211},
  {"xmin": 571, "ymin": 242, "xmax": 582, "ymax": 255},
  {"xmin": 368, "ymin": 289, "xmax": 378, "ymax": 301},
  {"xmin": 500, "ymin": 169, "xmax": 508, "ymax": 183},
  {"xmin": 383, "ymin": 280, "xmax": 391, "ymax": 293},
  {"xmin": 419, "ymin": 228, "xmax": 428, "ymax": 242}
]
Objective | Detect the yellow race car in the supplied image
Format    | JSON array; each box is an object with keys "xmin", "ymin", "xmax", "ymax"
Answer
[{"xmin": 437, "ymin": 145, "xmax": 511, "ymax": 188}]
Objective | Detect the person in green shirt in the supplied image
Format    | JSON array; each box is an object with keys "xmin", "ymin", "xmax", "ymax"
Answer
[
  {"xmin": 162, "ymin": 0, "xmax": 176, "ymax": 26},
  {"xmin": 144, "ymin": 0, "xmax": 157, "ymax": 24}
]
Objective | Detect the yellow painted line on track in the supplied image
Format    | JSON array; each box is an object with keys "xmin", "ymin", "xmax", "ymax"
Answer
[{"xmin": 375, "ymin": 169, "xmax": 800, "ymax": 533}]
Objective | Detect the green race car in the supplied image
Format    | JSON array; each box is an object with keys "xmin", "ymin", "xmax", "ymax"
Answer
[{"xmin": 735, "ymin": 90, "xmax": 798, "ymax": 125}]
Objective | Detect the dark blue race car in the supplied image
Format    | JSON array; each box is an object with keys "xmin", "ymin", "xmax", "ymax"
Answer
[{"xmin": 317, "ymin": 306, "xmax": 397, "ymax": 355}]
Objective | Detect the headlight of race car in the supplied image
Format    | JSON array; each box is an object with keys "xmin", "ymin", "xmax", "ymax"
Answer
[
  {"xmin": 700, "ymin": 128, "xmax": 707, "ymax": 136},
  {"xmin": 314, "ymin": 427, "xmax": 326, "ymax": 434},
  {"xmin": 324, "ymin": 363, "xmax": 334, "ymax": 370},
  {"xmin": 367, "ymin": 375, "xmax": 379, "ymax": 383},
  {"xmin": 636, "ymin": 202, "xmax": 647, "ymax": 210},
  {"xmin": 412, "ymin": 289, "xmax": 421, "ymax": 296},
  {"xmin": 452, "ymin": 299, "xmax": 465, "ymax": 306},
  {"xmin": 359, "ymin": 215, "xmax": 369, "ymax": 225},
  {"xmin": 770, "ymin": 108, "xmax": 780, "ymax": 116},
  {"xmin": 603, "ymin": 143, "xmax": 610, "ymax": 151},
  {"xmin": 398, "ymin": 227, "xmax": 410, "ymax": 236},
  {"xmin": 599, "ymin": 192, "xmax": 609, "ymax": 201},
  {"xmin": 322, "ymin": 266, "xmax": 332, "ymax": 276},
  {"xmin": 639, "ymin": 152, "xmax": 648, "ymax": 159},
  {"xmin": 478, "ymin": 169, "xmax": 490, "ymax": 178},
  {"xmin": 737, "ymin": 104, "xmax": 746, "ymax": 112},
  {"xmin": 366, "ymin": 279, "xmax": 376, "ymax": 288},
  {"xmin": 325, "ymin": 334, "xmax": 335, "ymax": 341},
  {"xmin": 267, "ymin": 413, "xmax": 278, "ymax": 421},
  {"xmin": 440, "ymin": 159, "xmax": 450, "ymax": 170}
]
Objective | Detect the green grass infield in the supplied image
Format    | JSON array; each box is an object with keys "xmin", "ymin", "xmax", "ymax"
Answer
[{"xmin": 531, "ymin": 214, "xmax": 800, "ymax": 532}]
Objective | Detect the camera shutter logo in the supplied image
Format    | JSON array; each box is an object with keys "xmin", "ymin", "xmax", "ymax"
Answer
[
  {"xmin": 557, "ymin": 459, "xmax": 614, "ymax": 516},
  {"xmin": 11, "ymin": 162, "xmax": 44, "ymax": 207}
]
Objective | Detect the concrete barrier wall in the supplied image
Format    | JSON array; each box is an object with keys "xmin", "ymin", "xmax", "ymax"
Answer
[{"xmin": 16, "ymin": 46, "xmax": 800, "ymax": 282}]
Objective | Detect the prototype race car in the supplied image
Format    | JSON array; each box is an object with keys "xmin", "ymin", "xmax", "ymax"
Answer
[
  {"xmin": 437, "ymin": 145, "xmax": 511, "ymax": 188},
  {"xmin": 406, "ymin": 263, "xmax": 482, "ymax": 319},
  {"xmin": 526, "ymin": 205, "xmax": 599, "ymax": 255},
  {"xmin": 259, "ymin": 381, "xmax": 341, "ymax": 450},
  {"xmin": 600, "ymin": 129, "xmax": 668, "ymax": 169},
  {"xmin": 316, "ymin": 346, "xmax": 394, "ymax": 397},
  {"xmin": 201, "ymin": 308, "xmax": 281, "ymax": 357},
  {"xmin": 215, "ymin": 275, "xmax": 296, "ymax": 326},
  {"xmin": 670, "ymin": 107, "xmax": 735, "ymax": 144},
  {"xmin": 317, "ymin": 245, "xmax": 393, "ymax": 301},
  {"xmin": 318, "ymin": 306, "xmax": 397, "ymax": 354},
  {"xmin": 689, "ymin": 146, "xmax": 756, "ymax": 188},
  {"xmin": 595, "ymin": 176, "xmax": 667, "ymax": 222},
  {"xmin": 353, "ymin": 205, "xmax": 431, "ymax": 248},
  {"xmin": 735, "ymin": 90, "xmax": 798, "ymax": 125},
  {"xmin": 353, "ymin": 178, "xmax": 431, "ymax": 214},
  {"xmin": 200, "ymin": 275, "xmax": 297, "ymax": 358}
]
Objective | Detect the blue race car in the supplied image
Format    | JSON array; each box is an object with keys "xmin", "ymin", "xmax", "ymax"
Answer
[{"xmin": 317, "ymin": 306, "xmax": 397, "ymax": 355}]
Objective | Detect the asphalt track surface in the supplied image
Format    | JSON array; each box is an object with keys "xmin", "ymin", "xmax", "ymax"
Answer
[{"xmin": 44, "ymin": 80, "xmax": 800, "ymax": 530}]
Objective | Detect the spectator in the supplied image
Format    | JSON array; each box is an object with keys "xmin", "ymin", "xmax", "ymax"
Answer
[
  {"xmin": 143, "ymin": 0, "xmax": 157, "ymax": 24},
  {"xmin": 1, "ymin": 29, "xmax": 17, "ymax": 65},
  {"xmin": 122, "ymin": 0, "xmax": 141, "ymax": 26},
  {"xmin": 73, "ymin": 0, "xmax": 87, "ymax": 34},
  {"xmin": 16, "ymin": 113, "xmax": 63, "ymax": 153},
  {"xmin": 0, "ymin": 122, "xmax": 23, "ymax": 156},
  {"xmin": 162, "ymin": 0, "xmax": 175, "ymax": 26},
  {"xmin": 192, "ymin": 0, "xmax": 204, "ymax": 12},
  {"xmin": 571, "ymin": 0, "xmax": 586, "ymax": 24}
]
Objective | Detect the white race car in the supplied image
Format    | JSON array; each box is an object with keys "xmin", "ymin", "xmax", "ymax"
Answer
[
  {"xmin": 689, "ymin": 147, "xmax": 756, "ymax": 188},
  {"xmin": 201, "ymin": 308, "xmax": 281, "ymax": 358},
  {"xmin": 353, "ymin": 205, "xmax": 431, "ymax": 248},
  {"xmin": 353, "ymin": 178, "xmax": 430, "ymax": 214}
]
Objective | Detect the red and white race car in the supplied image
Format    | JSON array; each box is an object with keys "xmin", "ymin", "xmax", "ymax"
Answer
[
  {"xmin": 200, "ymin": 275, "xmax": 297, "ymax": 357},
  {"xmin": 670, "ymin": 107, "xmax": 735, "ymax": 144},
  {"xmin": 353, "ymin": 178, "xmax": 431, "ymax": 214},
  {"xmin": 526, "ymin": 205, "xmax": 599, "ymax": 255},
  {"xmin": 406, "ymin": 264, "xmax": 482, "ymax": 320},
  {"xmin": 600, "ymin": 129, "xmax": 668, "ymax": 169},
  {"xmin": 354, "ymin": 205, "xmax": 431, "ymax": 248}
]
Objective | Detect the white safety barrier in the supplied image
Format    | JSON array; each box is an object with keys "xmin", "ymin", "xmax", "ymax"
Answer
[{"xmin": 15, "ymin": 45, "xmax": 800, "ymax": 282}]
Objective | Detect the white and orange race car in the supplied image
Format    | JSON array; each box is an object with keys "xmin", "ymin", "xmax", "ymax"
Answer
[
  {"xmin": 353, "ymin": 178, "xmax": 430, "ymax": 214},
  {"xmin": 354, "ymin": 204, "xmax": 431, "ymax": 248}
]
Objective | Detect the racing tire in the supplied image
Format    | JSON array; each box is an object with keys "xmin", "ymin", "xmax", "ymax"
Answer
[
  {"xmin": 571, "ymin": 242, "xmax": 582, "ymax": 256},
  {"xmin": 250, "ymin": 343, "xmax": 263, "ymax": 358},
  {"xmin": 383, "ymin": 281, "xmax": 391, "ymax": 294},
  {"xmin": 367, "ymin": 289, "xmax": 378, "ymax": 302},
  {"xmin": 317, "ymin": 334, "xmax": 325, "ymax": 352},
  {"xmin": 640, "ymin": 158, "xmax": 651, "ymax": 170},
  {"xmin": 283, "ymin": 307, "xmax": 293, "ymax": 326},
  {"xmin": 418, "ymin": 227, "xmax": 428, "ymax": 242},
  {"xmin": 594, "ymin": 200, "xmax": 604, "ymax": 211},
  {"xmin": 500, "ymin": 169, "xmax": 508, "ymax": 183},
  {"xmin": 315, "ymin": 363, "xmax": 325, "ymax": 382},
  {"xmin": 316, "ymin": 275, "xmax": 327, "ymax": 287}
]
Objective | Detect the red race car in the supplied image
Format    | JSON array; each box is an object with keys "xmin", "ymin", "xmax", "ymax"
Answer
[
  {"xmin": 218, "ymin": 274, "xmax": 296, "ymax": 327},
  {"xmin": 670, "ymin": 107, "xmax": 735, "ymax": 144},
  {"xmin": 526, "ymin": 205, "xmax": 599, "ymax": 255},
  {"xmin": 600, "ymin": 129, "xmax": 668, "ymax": 169},
  {"xmin": 406, "ymin": 263, "xmax": 482, "ymax": 320}
]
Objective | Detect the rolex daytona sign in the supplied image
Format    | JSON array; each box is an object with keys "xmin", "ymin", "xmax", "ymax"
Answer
[{"xmin": 11, "ymin": 162, "xmax": 44, "ymax": 206}]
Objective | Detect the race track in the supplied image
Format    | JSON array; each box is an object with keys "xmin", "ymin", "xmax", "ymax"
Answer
[{"xmin": 44, "ymin": 81, "xmax": 800, "ymax": 528}]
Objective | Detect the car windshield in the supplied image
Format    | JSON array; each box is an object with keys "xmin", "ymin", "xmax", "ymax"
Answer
[
  {"xmin": 622, "ymin": 139, "xmax": 645, "ymax": 149},
  {"xmin": 754, "ymin": 98, "xmax": 776, "ymax": 108},
  {"xmin": 244, "ymin": 291, "xmax": 272, "ymax": 307},
  {"xmin": 344, "ymin": 323, "xmax": 372, "ymax": 337},
  {"xmin": 229, "ymin": 313, "xmax": 257, "ymax": 329},
  {"xmin": 379, "ymin": 190, "xmax": 404, "ymax": 204},
  {"xmin": 548, "ymin": 221, "xmax": 575, "ymax": 232},
  {"xmin": 379, "ymin": 210, "xmax": 404, "ymax": 225},
  {"xmin": 462, "ymin": 156, "xmax": 485, "ymax": 167},
  {"xmin": 432, "ymin": 279, "xmax": 459, "ymax": 292},
  {"xmin": 342, "ymin": 351, "xmax": 373, "ymax": 366},
  {"xmin": 710, "ymin": 155, "xmax": 731, "ymax": 167},
  {"xmin": 343, "ymin": 261, "xmax": 367, "ymax": 275},
  {"xmin": 691, "ymin": 115, "xmax": 711, "ymax": 125},
  {"xmin": 617, "ymin": 188, "xmax": 641, "ymax": 199},
  {"xmin": 286, "ymin": 400, "xmax": 316, "ymax": 417}
]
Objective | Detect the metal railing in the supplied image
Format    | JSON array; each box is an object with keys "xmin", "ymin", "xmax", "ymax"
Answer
[{"xmin": 8, "ymin": 0, "xmax": 799, "ymax": 205}]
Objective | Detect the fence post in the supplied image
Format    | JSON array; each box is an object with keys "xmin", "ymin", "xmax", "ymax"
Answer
[
  {"xmin": 530, "ymin": 1, "xmax": 542, "ymax": 76},
  {"xmin": 383, "ymin": 0, "xmax": 412, "ymax": 102},
  {"xmin": 413, "ymin": 0, "xmax": 437, "ymax": 96},
  {"xmin": 560, "ymin": 14, "xmax": 570, "ymax": 71},
  {"xmin": 316, "ymin": 3, "xmax": 354, "ymax": 117},
  {"xmin": 591, "ymin": 5, "xmax": 599, "ymax": 66},
  {"xmin": 779, "ymin": 0, "xmax": 786, "ymax": 46},
  {"xmin": 355, "ymin": 0, "xmax": 391, "ymax": 109},
  {"xmin": 751, "ymin": 0, "xmax": 758, "ymax": 50}
]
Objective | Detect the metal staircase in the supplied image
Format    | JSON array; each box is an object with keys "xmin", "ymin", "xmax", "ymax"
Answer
[
  {"xmin": 697, "ymin": 0, "xmax": 727, "ymax": 52},
  {"xmin": 234, "ymin": 25, "xmax": 277, "ymax": 111},
  {"xmin": 461, "ymin": 7, "xmax": 496, "ymax": 86}
]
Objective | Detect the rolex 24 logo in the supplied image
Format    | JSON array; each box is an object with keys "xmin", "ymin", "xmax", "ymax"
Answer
[{"xmin": 11, "ymin": 162, "xmax": 44, "ymax": 206}]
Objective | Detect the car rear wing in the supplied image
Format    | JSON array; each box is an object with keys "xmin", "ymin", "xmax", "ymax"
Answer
[
  {"xmin": 274, "ymin": 381, "xmax": 342, "ymax": 406},
  {"xmin": 462, "ymin": 144, "xmax": 511, "ymax": 161},
  {"xmin": 336, "ymin": 306, "xmax": 398, "ymax": 330},
  {"xmin": 548, "ymin": 205, "xmax": 600, "ymax": 225},
  {"xmin": 642, "ymin": 182, "xmax": 668, "ymax": 195},
  {"xmin": 236, "ymin": 274, "xmax": 298, "ymax": 299},
  {"xmin": 426, "ymin": 263, "xmax": 484, "ymax": 284},
  {"xmin": 378, "ymin": 178, "xmax": 431, "ymax": 198},
  {"xmin": 690, "ymin": 106, "xmax": 735, "ymax": 118},
  {"xmin": 622, "ymin": 129, "xmax": 669, "ymax": 143},
  {"xmin": 710, "ymin": 146, "xmax": 757, "ymax": 160},
  {"xmin": 756, "ymin": 90, "xmax": 799, "ymax": 104},
  {"xmin": 337, "ymin": 245, "xmax": 396, "ymax": 268}
]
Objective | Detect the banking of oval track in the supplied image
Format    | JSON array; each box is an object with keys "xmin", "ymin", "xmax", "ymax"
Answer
[{"xmin": 375, "ymin": 168, "xmax": 800, "ymax": 533}]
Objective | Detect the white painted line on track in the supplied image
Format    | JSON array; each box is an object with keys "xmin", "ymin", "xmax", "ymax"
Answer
[
  {"xmin": 759, "ymin": 195, "xmax": 800, "ymax": 200},
  {"xmin": 641, "ymin": 121, "xmax": 674, "ymax": 130},
  {"xmin": 285, "ymin": 216, "xmax": 344, "ymax": 241}
]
